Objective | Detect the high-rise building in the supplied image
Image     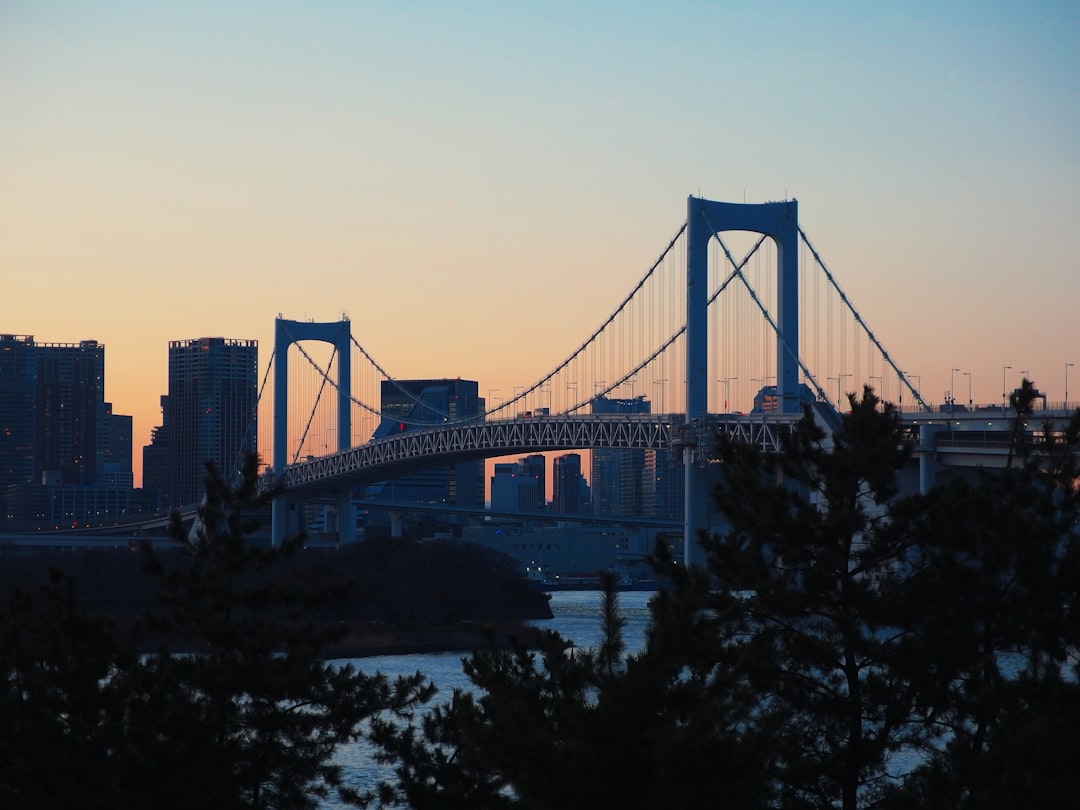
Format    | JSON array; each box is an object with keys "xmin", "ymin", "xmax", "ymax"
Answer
[
  {"xmin": 0, "ymin": 334, "xmax": 138, "ymax": 530},
  {"xmin": 552, "ymin": 452, "xmax": 586, "ymax": 514},
  {"xmin": 98, "ymin": 402, "xmax": 133, "ymax": 488},
  {"xmin": 141, "ymin": 395, "xmax": 169, "ymax": 512},
  {"xmin": 0, "ymin": 335, "xmax": 115, "ymax": 488},
  {"xmin": 642, "ymin": 447, "xmax": 683, "ymax": 521},
  {"xmin": 166, "ymin": 337, "xmax": 258, "ymax": 508},
  {"xmin": 0, "ymin": 335, "xmax": 37, "ymax": 494},
  {"xmin": 366, "ymin": 378, "xmax": 484, "ymax": 511},
  {"xmin": 590, "ymin": 395, "xmax": 650, "ymax": 517},
  {"xmin": 490, "ymin": 460, "xmax": 541, "ymax": 513},
  {"xmin": 520, "ymin": 454, "xmax": 546, "ymax": 508},
  {"xmin": 35, "ymin": 340, "xmax": 105, "ymax": 486}
]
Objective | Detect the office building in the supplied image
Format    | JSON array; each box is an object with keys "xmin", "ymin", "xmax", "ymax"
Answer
[
  {"xmin": 552, "ymin": 452, "xmax": 587, "ymax": 514},
  {"xmin": 98, "ymin": 402, "xmax": 133, "ymax": 488},
  {"xmin": 0, "ymin": 334, "xmax": 139, "ymax": 530},
  {"xmin": 0, "ymin": 335, "xmax": 37, "ymax": 494},
  {"xmin": 365, "ymin": 378, "xmax": 485, "ymax": 512},
  {"xmin": 590, "ymin": 395, "xmax": 650, "ymax": 517},
  {"xmin": 490, "ymin": 461, "xmax": 540, "ymax": 513},
  {"xmin": 520, "ymin": 453, "xmax": 546, "ymax": 508},
  {"xmin": 35, "ymin": 339, "xmax": 105, "ymax": 486},
  {"xmin": 166, "ymin": 337, "xmax": 258, "ymax": 508},
  {"xmin": 642, "ymin": 447, "xmax": 683, "ymax": 521},
  {"xmin": 141, "ymin": 396, "xmax": 169, "ymax": 512},
  {"xmin": 5, "ymin": 483, "xmax": 144, "ymax": 532}
]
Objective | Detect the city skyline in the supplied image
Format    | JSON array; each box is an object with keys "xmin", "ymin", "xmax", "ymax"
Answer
[{"xmin": 4, "ymin": 2, "xmax": 1078, "ymax": 487}]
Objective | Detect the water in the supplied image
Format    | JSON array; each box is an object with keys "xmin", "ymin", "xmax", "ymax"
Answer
[{"xmin": 325, "ymin": 589, "xmax": 656, "ymax": 806}]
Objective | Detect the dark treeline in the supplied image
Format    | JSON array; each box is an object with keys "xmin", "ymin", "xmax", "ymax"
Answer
[
  {"xmin": 3, "ymin": 381, "xmax": 1080, "ymax": 808},
  {"xmin": 0, "ymin": 534, "xmax": 551, "ymax": 655}
]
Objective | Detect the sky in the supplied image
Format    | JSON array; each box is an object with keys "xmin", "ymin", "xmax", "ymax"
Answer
[{"xmin": 3, "ymin": 1, "xmax": 1079, "ymax": 487}]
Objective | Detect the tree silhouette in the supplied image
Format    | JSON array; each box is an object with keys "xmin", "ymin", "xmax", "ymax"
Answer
[
  {"xmin": 0, "ymin": 453, "xmax": 436, "ymax": 809},
  {"xmin": 371, "ymin": 383, "xmax": 1080, "ymax": 809}
]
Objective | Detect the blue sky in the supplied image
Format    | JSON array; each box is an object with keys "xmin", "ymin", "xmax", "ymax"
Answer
[{"xmin": 3, "ymin": 1, "xmax": 1078, "ymax": 478}]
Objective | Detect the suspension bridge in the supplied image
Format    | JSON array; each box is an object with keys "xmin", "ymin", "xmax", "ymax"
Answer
[{"xmin": 258, "ymin": 196, "xmax": 1059, "ymax": 565}]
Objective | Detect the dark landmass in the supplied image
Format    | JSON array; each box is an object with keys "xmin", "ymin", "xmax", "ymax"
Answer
[{"xmin": 0, "ymin": 538, "xmax": 554, "ymax": 658}]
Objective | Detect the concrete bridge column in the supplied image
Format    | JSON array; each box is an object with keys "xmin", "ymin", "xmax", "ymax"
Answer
[
  {"xmin": 388, "ymin": 510, "xmax": 405, "ymax": 539},
  {"xmin": 917, "ymin": 425, "xmax": 943, "ymax": 494},
  {"xmin": 272, "ymin": 496, "xmax": 288, "ymax": 546},
  {"xmin": 336, "ymin": 492, "xmax": 356, "ymax": 544}
]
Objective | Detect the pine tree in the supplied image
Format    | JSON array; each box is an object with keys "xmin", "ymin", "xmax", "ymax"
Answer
[
  {"xmin": 882, "ymin": 381, "xmax": 1080, "ymax": 809},
  {"xmin": 367, "ymin": 383, "xmax": 1080, "ymax": 809},
  {"xmin": 702, "ymin": 387, "xmax": 942, "ymax": 810},
  {"xmin": 0, "ymin": 453, "xmax": 436, "ymax": 809},
  {"xmin": 132, "ymin": 453, "xmax": 436, "ymax": 808}
]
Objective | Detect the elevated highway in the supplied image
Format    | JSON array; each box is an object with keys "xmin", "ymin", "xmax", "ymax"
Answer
[{"xmin": 279, "ymin": 411, "xmax": 805, "ymax": 495}]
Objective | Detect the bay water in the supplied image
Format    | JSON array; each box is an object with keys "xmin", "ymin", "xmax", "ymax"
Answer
[{"xmin": 325, "ymin": 589, "xmax": 656, "ymax": 805}]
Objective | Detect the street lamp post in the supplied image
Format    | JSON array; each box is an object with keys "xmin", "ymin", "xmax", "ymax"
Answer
[
  {"xmin": 565, "ymin": 381, "xmax": 577, "ymax": 411},
  {"xmin": 963, "ymin": 371, "xmax": 972, "ymax": 410},
  {"xmin": 950, "ymin": 368, "xmax": 960, "ymax": 417},
  {"xmin": 717, "ymin": 377, "xmax": 736, "ymax": 412},
  {"xmin": 827, "ymin": 374, "xmax": 851, "ymax": 408},
  {"xmin": 487, "ymin": 388, "xmax": 500, "ymax": 415},
  {"xmin": 870, "ymin": 375, "xmax": 883, "ymax": 404},
  {"xmin": 1067, "ymin": 363, "xmax": 1074, "ymax": 410},
  {"xmin": 900, "ymin": 371, "xmax": 921, "ymax": 411},
  {"xmin": 1002, "ymin": 365, "xmax": 1012, "ymax": 417},
  {"xmin": 653, "ymin": 379, "xmax": 668, "ymax": 414}
]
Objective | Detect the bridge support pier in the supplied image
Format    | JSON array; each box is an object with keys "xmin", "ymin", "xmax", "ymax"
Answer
[
  {"xmin": 388, "ymin": 510, "xmax": 404, "ymax": 539},
  {"xmin": 684, "ymin": 196, "xmax": 800, "ymax": 567},
  {"xmin": 918, "ymin": 425, "xmax": 944, "ymax": 494},
  {"xmin": 336, "ymin": 492, "xmax": 356, "ymax": 544},
  {"xmin": 272, "ymin": 495, "xmax": 288, "ymax": 546},
  {"xmin": 271, "ymin": 317, "xmax": 352, "ymax": 546}
]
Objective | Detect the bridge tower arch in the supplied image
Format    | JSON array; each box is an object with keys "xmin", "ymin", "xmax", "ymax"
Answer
[
  {"xmin": 684, "ymin": 197, "xmax": 799, "ymax": 566},
  {"xmin": 271, "ymin": 317, "xmax": 353, "ymax": 546}
]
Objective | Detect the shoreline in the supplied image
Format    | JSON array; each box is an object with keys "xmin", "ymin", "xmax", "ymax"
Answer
[{"xmin": 324, "ymin": 623, "xmax": 545, "ymax": 660}]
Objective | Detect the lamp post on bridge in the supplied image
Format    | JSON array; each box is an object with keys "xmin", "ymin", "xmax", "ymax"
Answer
[
  {"xmin": 718, "ymin": 377, "xmax": 736, "ymax": 412},
  {"xmin": 565, "ymin": 381, "xmax": 577, "ymax": 411},
  {"xmin": 949, "ymin": 368, "xmax": 960, "ymax": 417},
  {"xmin": 828, "ymin": 374, "xmax": 851, "ymax": 409},
  {"xmin": 487, "ymin": 388, "xmax": 499, "ymax": 416},
  {"xmin": 963, "ymin": 371, "xmax": 972, "ymax": 411},
  {"xmin": 899, "ymin": 371, "xmax": 921, "ymax": 412},
  {"xmin": 1002, "ymin": 365, "xmax": 1012, "ymax": 417},
  {"xmin": 1066, "ymin": 363, "xmax": 1074, "ymax": 410},
  {"xmin": 653, "ymin": 379, "xmax": 668, "ymax": 414}
]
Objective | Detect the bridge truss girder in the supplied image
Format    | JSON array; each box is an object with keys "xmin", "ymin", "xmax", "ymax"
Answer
[{"xmin": 282, "ymin": 413, "xmax": 804, "ymax": 495}]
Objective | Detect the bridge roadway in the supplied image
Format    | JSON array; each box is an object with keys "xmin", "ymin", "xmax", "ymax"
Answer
[
  {"xmin": 280, "ymin": 411, "xmax": 807, "ymax": 495},
  {"xmin": 279, "ymin": 404, "xmax": 1079, "ymax": 511}
]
